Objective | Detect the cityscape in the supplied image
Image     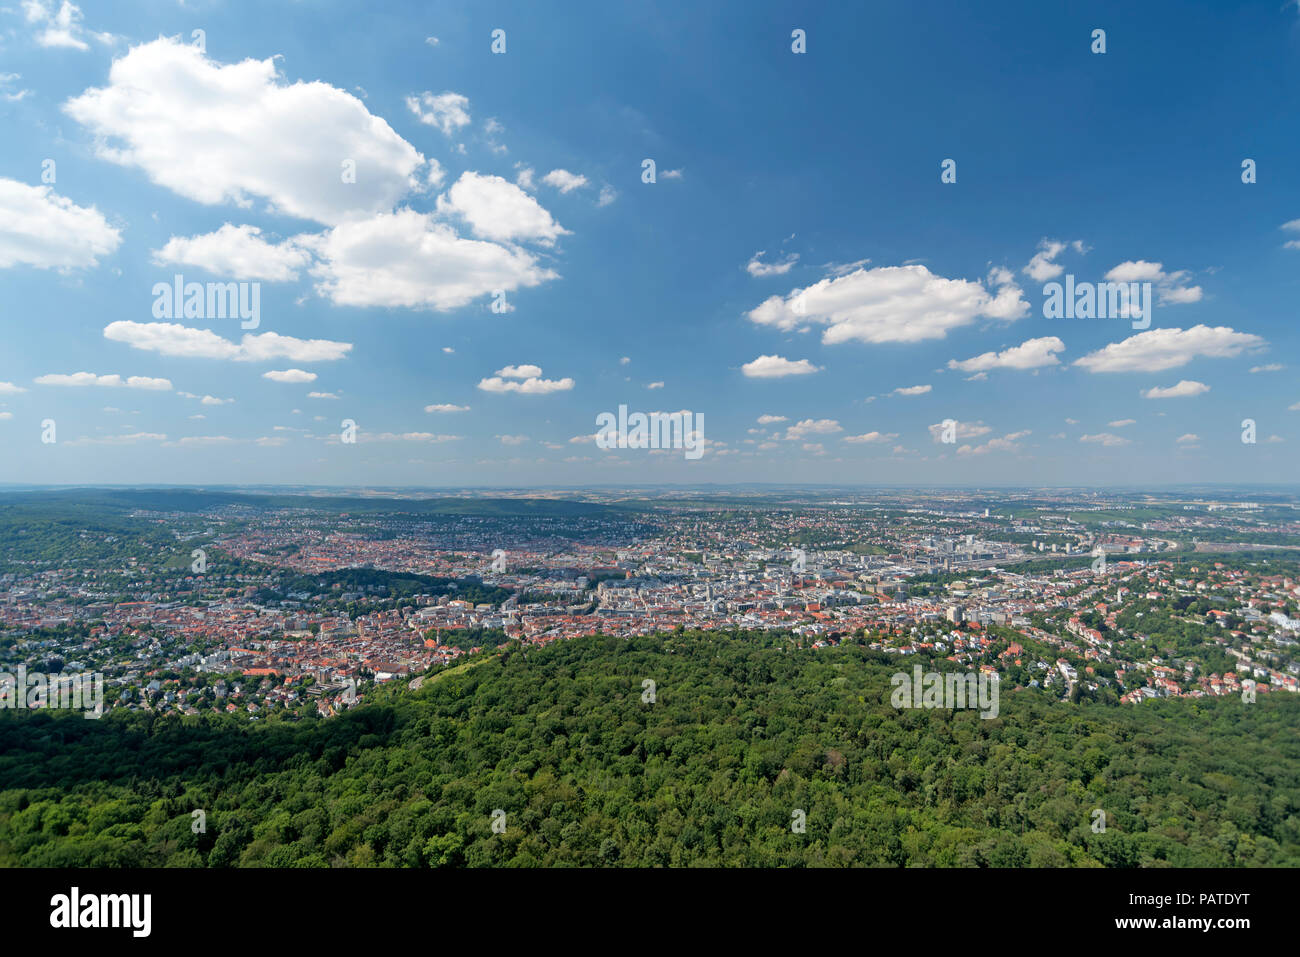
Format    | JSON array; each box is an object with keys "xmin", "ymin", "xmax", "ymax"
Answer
[
  {"xmin": 4, "ymin": 487, "xmax": 1298, "ymax": 721},
  {"xmin": 0, "ymin": 0, "xmax": 1296, "ymax": 937}
]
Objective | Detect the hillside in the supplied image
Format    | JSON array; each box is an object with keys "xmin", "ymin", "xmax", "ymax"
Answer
[{"xmin": 1, "ymin": 630, "xmax": 1296, "ymax": 867}]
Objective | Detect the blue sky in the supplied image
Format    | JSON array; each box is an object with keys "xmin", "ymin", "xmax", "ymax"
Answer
[{"xmin": 1, "ymin": 0, "xmax": 1298, "ymax": 487}]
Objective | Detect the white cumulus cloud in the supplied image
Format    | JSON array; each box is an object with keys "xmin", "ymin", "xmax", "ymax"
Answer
[
  {"xmin": 435, "ymin": 172, "xmax": 568, "ymax": 245},
  {"xmin": 36, "ymin": 372, "xmax": 172, "ymax": 390},
  {"xmin": 1023, "ymin": 239, "xmax": 1085, "ymax": 282},
  {"xmin": 1079, "ymin": 432, "xmax": 1131, "ymax": 447},
  {"xmin": 948, "ymin": 336, "xmax": 1064, "ymax": 372},
  {"xmin": 784, "ymin": 419, "xmax": 841, "ymax": 440},
  {"xmin": 0, "ymin": 178, "xmax": 121, "ymax": 269},
  {"xmin": 104, "ymin": 321, "xmax": 352, "ymax": 363},
  {"xmin": 747, "ymin": 263, "xmax": 1027, "ymax": 345},
  {"xmin": 262, "ymin": 369, "xmax": 317, "ymax": 383},
  {"xmin": 299, "ymin": 208, "xmax": 558, "ymax": 311},
  {"xmin": 927, "ymin": 420, "xmax": 992, "ymax": 443},
  {"xmin": 541, "ymin": 169, "xmax": 587, "ymax": 193},
  {"xmin": 405, "ymin": 91, "xmax": 470, "ymax": 136},
  {"xmin": 1074, "ymin": 325, "xmax": 1263, "ymax": 373},
  {"xmin": 65, "ymin": 37, "xmax": 426, "ymax": 226},
  {"xmin": 477, "ymin": 364, "xmax": 573, "ymax": 394},
  {"xmin": 746, "ymin": 250, "xmax": 799, "ymax": 277},
  {"xmin": 23, "ymin": 1, "xmax": 113, "ymax": 51},
  {"xmin": 1141, "ymin": 379, "xmax": 1210, "ymax": 399},
  {"xmin": 152, "ymin": 224, "xmax": 310, "ymax": 281},
  {"xmin": 741, "ymin": 355, "xmax": 820, "ymax": 378},
  {"xmin": 1104, "ymin": 260, "xmax": 1202, "ymax": 305}
]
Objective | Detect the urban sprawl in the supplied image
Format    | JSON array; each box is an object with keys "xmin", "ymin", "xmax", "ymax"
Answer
[{"xmin": 2, "ymin": 489, "xmax": 1298, "ymax": 719}]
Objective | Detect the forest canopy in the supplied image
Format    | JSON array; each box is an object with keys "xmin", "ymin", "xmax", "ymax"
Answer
[{"xmin": 0, "ymin": 629, "xmax": 1295, "ymax": 867}]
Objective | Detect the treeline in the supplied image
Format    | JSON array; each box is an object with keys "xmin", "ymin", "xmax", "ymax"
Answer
[{"xmin": 0, "ymin": 629, "xmax": 1296, "ymax": 867}]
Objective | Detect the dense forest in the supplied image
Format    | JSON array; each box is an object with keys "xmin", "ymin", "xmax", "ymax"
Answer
[
  {"xmin": 257, "ymin": 568, "xmax": 514, "ymax": 607},
  {"xmin": 0, "ymin": 512, "xmax": 185, "ymax": 573},
  {"xmin": 0, "ymin": 630, "xmax": 1296, "ymax": 867}
]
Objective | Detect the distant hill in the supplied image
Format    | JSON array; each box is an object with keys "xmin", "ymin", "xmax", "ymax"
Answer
[{"xmin": 0, "ymin": 487, "xmax": 635, "ymax": 518}]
